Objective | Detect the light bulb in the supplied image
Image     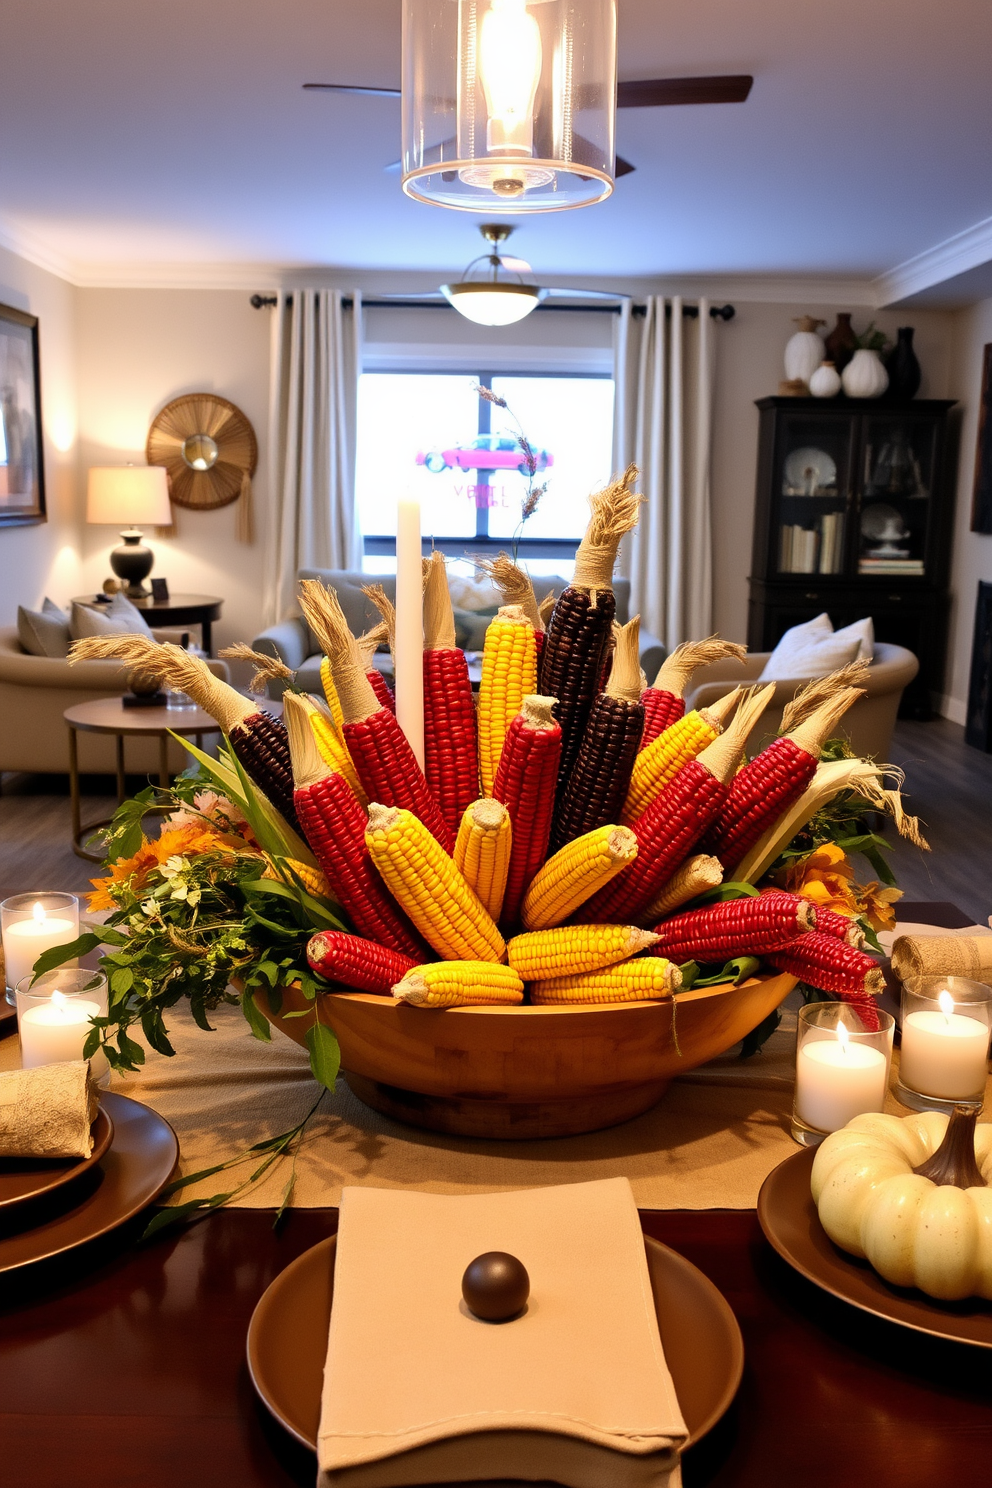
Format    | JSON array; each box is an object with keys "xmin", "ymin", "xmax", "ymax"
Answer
[{"xmin": 479, "ymin": 0, "xmax": 542, "ymax": 158}]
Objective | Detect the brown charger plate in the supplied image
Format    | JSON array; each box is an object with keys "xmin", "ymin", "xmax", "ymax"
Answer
[
  {"xmin": 758, "ymin": 1147, "xmax": 992, "ymax": 1349},
  {"xmin": 0, "ymin": 1091, "xmax": 178, "ymax": 1273},
  {"xmin": 247, "ymin": 1232, "xmax": 743, "ymax": 1455},
  {"xmin": 0, "ymin": 1106, "xmax": 114, "ymax": 1210}
]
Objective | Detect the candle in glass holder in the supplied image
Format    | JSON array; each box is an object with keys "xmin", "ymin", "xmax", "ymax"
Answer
[
  {"xmin": 901, "ymin": 990, "xmax": 990, "ymax": 1100},
  {"xmin": 795, "ymin": 1022, "xmax": 888, "ymax": 1133},
  {"xmin": 18, "ymin": 988, "xmax": 101, "ymax": 1068},
  {"xmin": 2, "ymin": 896, "xmax": 78, "ymax": 991}
]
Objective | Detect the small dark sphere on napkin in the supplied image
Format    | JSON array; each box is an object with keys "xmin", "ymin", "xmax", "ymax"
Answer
[{"xmin": 462, "ymin": 1252, "xmax": 530, "ymax": 1322}]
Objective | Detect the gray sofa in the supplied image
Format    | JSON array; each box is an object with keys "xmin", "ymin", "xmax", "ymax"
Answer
[{"xmin": 252, "ymin": 568, "xmax": 667, "ymax": 696}]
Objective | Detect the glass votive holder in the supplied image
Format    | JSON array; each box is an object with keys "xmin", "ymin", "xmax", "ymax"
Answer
[
  {"xmin": 895, "ymin": 975, "xmax": 992, "ymax": 1114},
  {"xmin": 15, "ymin": 968, "xmax": 109, "ymax": 1082},
  {"xmin": 2, "ymin": 892, "xmax": 79, "ymax": 1003},
  {"xmin": 792, "ymin": 1001, "xmax": 895, "ymax": 1147}
]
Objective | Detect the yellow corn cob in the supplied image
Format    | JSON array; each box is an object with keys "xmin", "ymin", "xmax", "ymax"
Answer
[
  {"xmin": 296, "ymin": 692, "xmax": 368, "ymax": 807},
  {"xmin": 508, "ymin": 924, "xmax": 660, "ymax": 981},
  {"xmin": 320, "ymin": 655, "xmax": 344, "ymax": 731},
  {"xmin": 520, "ymin": 825, "xmax": 637, "ymax": 931},
  {"xmin": 622, "ymin": 710, "xmax": 719, "ymax": 823},
  {"xmin": 530, "ymin": 956, "xmax": 682, "ymax": 1004},
  {"xmin": 477, "ymin": 605, "xmax": 538, "ymax": 795},
  {"xmin": 262, "ymin": 855, "xmax": 333, "ymax": 900},
  {"xmin": 639, "ymin": 854, "xmax": 724, "ymax": 926},
  {"xmin": 365, "ymin": 803, "xmax": 506, "ymax": 962},
  {"xmin": 453, "ymin": 799, "xmax": 512, "ymax": 923},
  {"xmin": 393, "ymin": 961, "xmax": 524, "ymax": 1008}
]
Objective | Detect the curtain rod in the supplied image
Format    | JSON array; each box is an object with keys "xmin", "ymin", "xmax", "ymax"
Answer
[{"xmin": 249, "ymin": 293, "xmax": 735, "ymax": 321}]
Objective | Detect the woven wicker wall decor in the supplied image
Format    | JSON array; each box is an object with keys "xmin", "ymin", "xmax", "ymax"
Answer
[{"xmin": 146, "ymin": 393, "xmax": 258, "ymax": 541}]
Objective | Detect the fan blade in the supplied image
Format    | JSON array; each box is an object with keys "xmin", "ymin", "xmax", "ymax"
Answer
[
  {"xmin": 303, "ymin": 83, "xmax": 401, "ymax": 98},
  {"xmin": 617, "ymin": 75, "xmax": 753, "ymax": 108}
]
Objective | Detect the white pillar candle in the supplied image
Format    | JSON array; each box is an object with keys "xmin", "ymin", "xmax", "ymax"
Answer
[
  {"xmin": 900, "ymin": 991, "xmax": 990, "ymax": 1099},
  {"xmin": 394, "ymin": 495, "xmax": 425, "ymax": 770},
  {"xmin": 19, "ymin": 990, "xmax": 101, "ymax": 1069},
  {"xmin": 3, "ymin": 903, "xmax": 78, "ymax": 990},
  {"xmin": 795, "ymin": 1025, "xmax": 888, "ymax": 1132}
]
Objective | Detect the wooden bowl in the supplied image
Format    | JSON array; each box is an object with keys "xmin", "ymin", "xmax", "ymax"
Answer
[{"xmin": 254, "ymin": 970, "xmax": 796, "ymax": 1141}]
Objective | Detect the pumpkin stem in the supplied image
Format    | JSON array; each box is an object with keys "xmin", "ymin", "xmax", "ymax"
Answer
[{"xmin": 912, "ymin": 1105, "xmax": 986, "ymax": 1189}]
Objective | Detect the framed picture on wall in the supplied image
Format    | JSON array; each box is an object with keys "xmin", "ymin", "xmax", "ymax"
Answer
[
  {"xmin": 0, "ymin": 302, "xmax": 45, "ymax": 528},
  {"xmin": 971, "ymin": 343, "xmax": 992, "ymax": 534}
]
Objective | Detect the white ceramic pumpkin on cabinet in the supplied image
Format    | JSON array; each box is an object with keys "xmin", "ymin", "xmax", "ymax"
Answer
[
  {"xmin": 809, "ymin": 361, "xmax": 842, "ymax": 398},
  {"xmin": 784, "ymin": 316, "xmax": 827, "ymax": 385},
  {"xmin": 841, "ymin": 348, "xmax": 889, "ymax": 399}
]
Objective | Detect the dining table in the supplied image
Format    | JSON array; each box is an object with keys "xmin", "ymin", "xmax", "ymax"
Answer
[{"xmin": 1, "ymin": 901, "xmax": 991, "ymax": 1487}]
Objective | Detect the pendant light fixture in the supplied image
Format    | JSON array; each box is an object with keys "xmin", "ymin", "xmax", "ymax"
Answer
[
  {"xmin": 402, "ymin": 0, "xmax": 617, "ymax": 213},
  {"xmin": 441, "ymin": 225, "xmax": 547, "ymax": 325}
]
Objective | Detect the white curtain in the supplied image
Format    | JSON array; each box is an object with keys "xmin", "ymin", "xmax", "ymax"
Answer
[
  {"xmin": 614, "ymin": 295, "xmax": 716, "ymax": 650},
  {"xmin": 264, "ymin": 289, "xmax": 363, "ymax": 624}
]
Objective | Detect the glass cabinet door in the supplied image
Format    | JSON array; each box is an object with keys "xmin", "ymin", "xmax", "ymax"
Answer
[
  {"xmin": 771, "ymin": 413, "xmax": 855, "ymax": 578},
  {"xmin": 855, "ymin": 414, "xmax": 938, "ymax": 578}
]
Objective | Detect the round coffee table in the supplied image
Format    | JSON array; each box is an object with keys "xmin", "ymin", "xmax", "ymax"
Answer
[{"xmin": 64, "ymin": 698, "xmax": 221, "ymax": 862}]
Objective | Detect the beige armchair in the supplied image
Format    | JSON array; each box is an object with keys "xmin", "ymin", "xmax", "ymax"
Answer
[
  {"xmin": 686, "ymin": 642, "xmax": 919, "ymax": 762},
  {"xmin": 0, "ymin": 627, "xmax": 230, "ymax": 777}
]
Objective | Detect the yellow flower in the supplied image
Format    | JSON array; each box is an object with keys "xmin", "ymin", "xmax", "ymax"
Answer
[
  {"xmin": 780, "ymin": 843, "xmax": 860, "ymax": 917},
  {"xmin": 856, "ymin": 881, "xmax": 903, "ymax": 932}
]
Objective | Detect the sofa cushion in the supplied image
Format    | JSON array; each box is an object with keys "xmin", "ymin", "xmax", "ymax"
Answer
[
  {"xmin": 758, "ymin": 612, "xmax": 861, "ymax": 682},
  {"xmin": 452, "ymin": 604, "xmax": 500, "ymax": 651},
  {"xmin": 831, "ymin": 615, "xmax": 875, "ymax": 662},
  {"xmin": 17, "ymin": 598, "xmax": 70, "ymax": 658},
  {"xmin": 70, "ymin": 592, "xmax": 155, "ymax": 641}
]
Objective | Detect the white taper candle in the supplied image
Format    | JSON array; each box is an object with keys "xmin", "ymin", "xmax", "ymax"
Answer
[{"xmin": 394, "ymin": 496, "xmax": 425, "ymax": 770}]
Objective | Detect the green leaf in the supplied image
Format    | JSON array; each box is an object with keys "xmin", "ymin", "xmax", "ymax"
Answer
[
  {"xmin": 240, "ymin": 988, "xmax": 273, "ymax": 1042},
  {"xmin": 739, "ymin": 1006, "xmax": 783, "ymax": 1059},
  {"xmin": 692, "ymin": 955, "xmax": 761, "ymax": 988},
  {"xmin": 140, "ymin": 1008, "xmax": 176, "ymax": 1057},
  {"xmin": 678, "ymin": 960, "xmax": 699, "ymax": 989},
  {"xmin": 110, "ymin": 966, "xmax": 134, "ymax": 996},
  {"xmin": 305, "ymin": 1020, "xmax": 340, "ymax": 1091},
  {"xmin": 117, "ymin": 1029, "xmax": 146, "ymax": 1067},
  {"xmin": 30, "ymin": 932, "xmax": 104, "ymax": 979},
  {"xmin": 189, "ymin": 1000, "xmax": 215, "ymax": 1033}
]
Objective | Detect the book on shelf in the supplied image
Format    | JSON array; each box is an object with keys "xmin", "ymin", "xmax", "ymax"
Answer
[
  {"xmin": 779, "ymin": 523, "xmax": 820, "ymax": 574},
  {"xmin": 859, "ymin": 557, "xmax": 924, "ymax": 574},
  {"xmin": 818, "ymin": 511, "xmax": 844, "ymax": 575}
]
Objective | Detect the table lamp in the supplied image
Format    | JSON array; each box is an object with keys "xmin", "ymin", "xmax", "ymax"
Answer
[{"xmin": 86, "ymin": 466, "xmax": 172, "ymax": 597}]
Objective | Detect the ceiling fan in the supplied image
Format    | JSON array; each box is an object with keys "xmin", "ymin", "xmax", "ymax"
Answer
[{"xmin": 302, "ymin": 74, "xmax": 753, "ymax": 179}]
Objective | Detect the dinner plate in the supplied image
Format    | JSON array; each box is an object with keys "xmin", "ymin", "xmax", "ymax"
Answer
[
  {"xmin": 247, "ymin": 1232, "xmax": 744, "ymax": 1454},
  {"xmin": 0, "ymin": 1091, "xmax": 178, "ymax": 1272},
  {"xmin": 783, "ymin": 446, "xmax": 837, "ymax": 494},
  {"xmin": 758, "ymin": 1147, "xmax": 992, "ymax": 1349},
  {"xmin": 0, "ymin": 1105, "xmax": 114, "ymax": 1209}
]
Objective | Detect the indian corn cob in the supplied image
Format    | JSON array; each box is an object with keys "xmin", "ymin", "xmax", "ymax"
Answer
[
  {"xmin": 581, "ymin": 687, "xmax": 774, "ymax": 924},
  {"xmin": 306, "ymin": 930, "xmax": 418, "ymax": 995},
  {"xmin": 550, "ymin": 617, "xmax": 645, "ymax": 853},
  {"xmin": 283, "ymin": 695, "xmax": 424, "ymax": 958},
  {"xmin": 640, "ymin": 637, "xmax": 747, "ymax": 750},
  {"xmin": 530, "ymin": 957, "xmax": 681, "ymax": 1005},
  {"xmin": 521, "ymin": 824, "xmax": 638, "ymax": 931},
  {"xmin": 477, "ymin": 605, "xmax": 539, "ymax": 796},
  {"xmin": 760, "ymin": 889, "xmax": 867, "ymax": 948},
  {"xmin": 358, "ymin": 586, "xmax": 399, "ymax": 713},
  {"xmin": 622, "ymin": 687, "xmax": 742, "ymax": 823},
  {"xmin": 705, "ymin": 687, "xmax": 865, "ymax": 874},
  {"xmin": 650, "ymin": 892, "xmax": 815, "ymax": 963},
  {"xmin": 261, "ymin": 855, "xmax": 333, "ymax": 900},
  {"xmin": 422, "ymin": 552, "xmax": 480, "ymax": 833},
  {"xmin": 641, "ymin": 855, "xmax": 724, "ymax": 925},
  {"xmin": 766, "ymin": 931, "xmax": 885, "ymax": 1019},
  {"xmin": 320, "ymin": 655, "xmax": 345, "ymax": 731},
  {"xmin": 478, "ymin": 552, "xmax": 544, "ymax": 632},
  {"xmin": 492, "ymin": 695, "xmax": 562, "ymax": 929},
  {"xmin": 365, "ymin": 804, "xmax": 506, "ymax": 962},
  {"xmin": 393, "ymin": 961, "xmax": 524, "ymax": 1008},
  {"xmin": 507, "ymin": 924, "xmax": 659, "ymax": 982},
  {"xmin": 538, "ymin": 468, "xmax": 641, "ymax": 791},
  {"xmin": 453, "ymin": 799, "xmax": 512, "ymax": 923},
  {"xmin": 293, "ymin": 690, "xmax": 367, "ymax": 807}
]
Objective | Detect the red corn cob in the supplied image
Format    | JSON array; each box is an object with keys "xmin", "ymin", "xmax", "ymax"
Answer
[
  {"xmin": 492, "ymin": 695, "xmax": 562, "ymax": 929},
  {"xmin": 344, "ymin": 707, "xmax": 455, "ymax": 853},
  {"xmin": 766, "ymin": 931, "xmax": 884, "ymax": 1025},
  {"xmin": 761, "ymin": 889, "xmax": 865, "ymax": 948},
  {"xmin": 295, "ymin": 776, "xmax": 424, "ymax": 958},
  {"xmin": 640, "ymin": 637, "xmax": 747, "ymax": 751},
  {"xmin": 306, "ymin": 930, "xmax": 418, "ymax": 995},
  {"xmin": 705, "ymin": 688, "xmax": 864, "ymax": 873},
  {"xmin": 422, "ymin": 553, "xmax": 480, "ymax": 835},
  {"xmin": 650, "ymin": 892, "xmax": 815, "ymax": 963},
  {"xmin": 367, "ymin": 669, "xmax": 396, "ymax": 714}
]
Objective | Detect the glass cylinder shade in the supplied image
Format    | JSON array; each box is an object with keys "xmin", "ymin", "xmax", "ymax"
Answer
[{"xmin": 402, "ymin": 0, "xmax": 617, "ymax": 212}]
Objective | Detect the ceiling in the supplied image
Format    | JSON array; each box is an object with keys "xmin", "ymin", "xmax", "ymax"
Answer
[{"xmin": 1, "ymin": 0, "xmax": 992, "ymax": 298}]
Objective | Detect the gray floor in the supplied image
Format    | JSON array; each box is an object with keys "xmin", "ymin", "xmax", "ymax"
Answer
[{"xmin": 0, "ymin": 718, "xmax": 989, "ymax": 920}]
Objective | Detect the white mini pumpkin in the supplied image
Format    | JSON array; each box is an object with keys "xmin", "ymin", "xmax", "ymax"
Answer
[{"xmin": 811, "ymin": 1106, "xmax": 992, "ymax": 1301}]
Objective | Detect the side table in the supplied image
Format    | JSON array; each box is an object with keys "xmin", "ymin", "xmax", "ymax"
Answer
[
  {"xmin": 63, "ymin": 698, "xmax": 221, "ymax": 862},
  {"xmin": 70, "ymin": 594, "xmax": 223, "ymax": 655}
]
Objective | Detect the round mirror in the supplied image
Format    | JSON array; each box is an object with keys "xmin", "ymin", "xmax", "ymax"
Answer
[{"xmin": 181, "ymin": 433, "xmax": 219, "ymax": 472}]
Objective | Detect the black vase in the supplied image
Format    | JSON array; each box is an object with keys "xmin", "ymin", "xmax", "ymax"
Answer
[{"xmin": 885, "ymin": 327, "xmax": 922, "ymax": 401}]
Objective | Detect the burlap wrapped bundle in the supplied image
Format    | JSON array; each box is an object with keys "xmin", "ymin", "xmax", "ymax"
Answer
[
  {"xmin": 0, "ymin": 1061, "xmax": 98, "ymax": 1158},
  {"xmin": 891, "ymin": 935, "xmax": 992, "ymax": 989}
]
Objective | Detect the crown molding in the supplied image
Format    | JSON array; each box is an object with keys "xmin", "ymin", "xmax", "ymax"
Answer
[
  {"xmin": 874, "ymin": 214, "xmax": 992, "ymax": 307},
  {"xmin": 0, "ymin": 219, "xmax": 77, "ymax": 284},
  {"xmin": 69, "ymin": 260, "xmax": 286, "ymax": 290}
]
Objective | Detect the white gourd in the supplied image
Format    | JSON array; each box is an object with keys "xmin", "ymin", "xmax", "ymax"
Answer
[{"xmin": 811, "ymin": 1108, "xmax": 992, "ymax": 1301}]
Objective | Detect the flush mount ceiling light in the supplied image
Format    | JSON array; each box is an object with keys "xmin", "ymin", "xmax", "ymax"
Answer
[
  {"xmin": 401, "ymin": 0, "xmax": 617, "ymax": 212},
  {"xmin": 441, "ymin": 224, "xmax": 547, "ymax": 324}
]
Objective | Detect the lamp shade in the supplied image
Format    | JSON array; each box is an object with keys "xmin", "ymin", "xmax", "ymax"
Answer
[
  {"xmin": 86, "ymin": 466, "xmax": 172, "ymax": 527},
  {"xmin": 402, "ymin": 0, "xmax": 617, "ymax": 213},
  {"xmin": 441, "ymin": 281, "xmax": 544, "ymax": 325}
]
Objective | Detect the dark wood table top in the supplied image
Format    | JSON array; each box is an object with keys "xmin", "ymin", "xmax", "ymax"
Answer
[
  {"xmin": 72, "ymin": 593, "xmax": 223, "ymax": 615},
  {"xmin": 1, "ymin": 900, "xmax": 988, "ymax": 1487}
]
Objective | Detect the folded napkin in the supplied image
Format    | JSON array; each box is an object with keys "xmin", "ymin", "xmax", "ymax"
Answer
[
  {"xmin": 0, "ymin": 1061, "xmax": 98, "ymax": 1159},
  {"xmin": 318, "ymin": 1177, "xmax": 687, "ymax": 1488},
  {"xmin": 891, "ymin": 934, "xmax": 992, "ymax": 988}
]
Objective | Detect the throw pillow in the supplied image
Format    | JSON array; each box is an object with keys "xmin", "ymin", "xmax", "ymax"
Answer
[
  {"xmin": 832, "ymin": 615, "xmax": 875, "ymax": 662},
  {"xmin": 452, "ymin": 605, "xmax": 500, "ymax": 652},
  {"xmin": 70, "ymin": 592, "xmax": 154, "ymax": 641},
  {"xmin": 16, "ymin": 597, "xmax": 71, "ymax": 658},
  {"xmin": 759, "ymin": 613, "xmax": 860, "ymax": 682}
]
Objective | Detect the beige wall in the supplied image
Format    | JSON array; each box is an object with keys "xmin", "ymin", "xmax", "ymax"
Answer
[{"xmin": 0, "ymin": 243, "xmax": 80, "ymax": 612}]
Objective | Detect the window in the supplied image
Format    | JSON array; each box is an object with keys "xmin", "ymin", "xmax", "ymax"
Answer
[{"xmin": 356, "ymin": 371, "xmax": 615, "ymax": 575}]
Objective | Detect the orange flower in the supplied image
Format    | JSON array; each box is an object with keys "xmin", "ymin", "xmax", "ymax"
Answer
[
  {"xmin": 855, "ymin": 881, "xmax": 903, "ymax": 932},
  {"xmin": 779, "ymin": 843, "xmax": 860, "ymax": 918},
  {"xmin": 87, "ymin": 820, "xmax": 263, "ymax": 910}
]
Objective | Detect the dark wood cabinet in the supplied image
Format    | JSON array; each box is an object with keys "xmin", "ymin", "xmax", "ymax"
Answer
[{"xmin": 748, "ymin": 397, "xmax": 958, "ymax": 719}]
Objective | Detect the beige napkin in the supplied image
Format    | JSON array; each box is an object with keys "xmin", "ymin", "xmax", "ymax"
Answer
[
  {"xmin": 318, "ymin": 1178, "xmax": 687, "ymax": 1488},
  {"xmin": 0, "ymin": 1061, "xmax": 98, "ymax": 1159},
  {"xmin": 891, "ymin": 934, "xmax": 992, "ymax": 988}
]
